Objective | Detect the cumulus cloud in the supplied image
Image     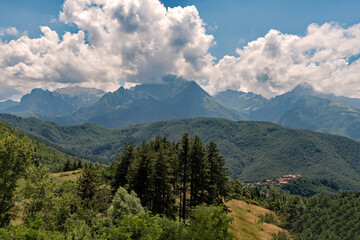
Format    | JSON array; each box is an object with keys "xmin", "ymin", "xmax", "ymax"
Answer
[
  {"xmin": 0, "ymin": 0, "xmax": 214, "ymax": 100},
  {"xmin": 205, "ymin": 23, "xmax": 360, "ymax": 98},
  {"xmin": 0, "ymin": 27, "xmax": 19, "ymax": 37},
  {"xmin": 1, "ymin": 0, "xmax": 360, "ymax": 101}
]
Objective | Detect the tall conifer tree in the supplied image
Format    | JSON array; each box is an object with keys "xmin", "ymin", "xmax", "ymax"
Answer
[
  {"xmin": 206, "ymin": 141, "xmax": 228, "ymax": 203},
  {"xmin": 189, "ymin": 136, "xmax": 208, "ymax": 207},
  {"xmin": 111, "ymin": 142, "xmax": 135, "ymax": 193},
  {"xmin": 178, "ymin": 133, "xmax": 191, "ymax": 221}
]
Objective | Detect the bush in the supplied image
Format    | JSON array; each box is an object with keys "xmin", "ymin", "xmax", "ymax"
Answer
[
  {"xmin": 187, "ymin": 205, "xmax": 233, "ymax": 240},
  {"xmin": 258, "ymin": 212, "xmax": 277, "ymax": 225}
]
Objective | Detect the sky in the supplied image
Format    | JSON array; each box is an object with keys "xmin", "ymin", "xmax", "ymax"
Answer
[{"xmin": 1, "ymin": 0, "xmax": 360, "ymax": 100}]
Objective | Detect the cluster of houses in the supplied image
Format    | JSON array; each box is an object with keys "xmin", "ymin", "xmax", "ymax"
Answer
[{"xmin": 242, "ymin": 174, "xmax": 303, "ymax": 187}]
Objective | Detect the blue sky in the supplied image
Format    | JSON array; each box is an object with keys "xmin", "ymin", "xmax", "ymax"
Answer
[{"xmin": 2, "ymin": 0, "xmax": 360, "ymax": 59}]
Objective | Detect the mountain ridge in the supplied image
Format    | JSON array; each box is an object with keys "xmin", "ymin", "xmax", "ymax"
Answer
[
  {"xmin": 1, "ymin": 114, "xmax": 360, "ymax": 190},
  {"xmin": 52, "ymin": 75, "xmax": 243, "ymax": 128}
]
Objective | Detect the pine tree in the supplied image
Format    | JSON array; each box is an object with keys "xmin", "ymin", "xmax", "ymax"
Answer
[
  {"xmin": 77, "ymin": 164, "xmax": 101, "ymax": 201},
  {"xmin": 189, "ymin": 136, "xmax": 208, "ymax": 208},
  {"xmin": 111, "ymin": 142, "xmax": 135, "ymax": 193},
  {"xmin": 151, "ymin": 142, "xmax": 176, "ymax": 218},
  {"xmin": 178, "ymin": 133, "xmax": 191, "ymax": 221},
  {"xmin": 72, "ymin": 161, "xmax": 77, "ymax": 171},
  {"xmin": 63, "ymin": 159, "xmax": 71, "ymax": 172},
  {"xmin": 206, "ymin": 141, "xmax": 228, "ymax": 203},
  {"xmin": 77, "ymin": 160, "xmax": 82, "ymax": 169},
  {"xmin": 127, "ymin": 140, "xmax": 154, "ymax": 208}
]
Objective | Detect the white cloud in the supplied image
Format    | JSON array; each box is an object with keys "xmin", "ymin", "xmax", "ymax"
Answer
[
  {"xmin": 0, "ymin": 0, "xmax": 214, "ymax": 100},
  {"xmin": 0, "ymin": 27, "xmax": 19, "ymax": 37},
  {"xmin": 205, "ymin": 23, "xmax": 360, "ymax": 98},
  {"xmin": 1, "ymin": 0, "xmax": 360, "ymax": 101}
]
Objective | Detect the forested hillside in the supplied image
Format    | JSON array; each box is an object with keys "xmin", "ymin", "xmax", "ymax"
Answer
[
  {"xmin": 1, "ymin": 123, "xmax": 360, "ymax": 239},
  {"xmin": 0, "ymin": 121, "xmax": 82, "ymax": 172},
  {"xmin": 1, "ymin": 114, "xmax": 360, "ymax": 190},
  {"xmin": 0, "ymin": 133, "xmax": 233, "ymax": 239}
]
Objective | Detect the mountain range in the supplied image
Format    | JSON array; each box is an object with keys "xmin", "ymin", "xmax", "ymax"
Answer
[
  {"xmin": 0, "ymin": 76, "xmax": 360, "ymax": 140},
  {"xmin": 1, "ymin": 114, "xmax": 360, "ymax": 190},
  {"xmin": 215, "ymin": 83, "xmax": 360, "ymax": 141},
  {"xmin": 2, "ymin": 87, "xmax": 105, "ymax": 117},
  {"xmin": 51, "ymin": 75, "xmax": 242, "ymax": 128}
]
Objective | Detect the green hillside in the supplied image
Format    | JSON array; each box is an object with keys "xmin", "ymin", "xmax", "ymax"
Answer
[
  {"xmin": 1, "ymin": 114, "xmax": 360, "ymax": 190},
  {"xmin": 0, "ymin": 121, "xmax": 82, "ymax": 172}
]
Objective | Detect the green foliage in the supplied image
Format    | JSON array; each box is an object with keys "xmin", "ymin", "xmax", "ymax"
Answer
[
  {"xmin": 111, "ymin": 142, "xmax": 135, "ymax": 193},
  {"xmin": 258, "ymin": 212, "xmax": 277, "ymax": 225},
  {"xmin": 178, "ymin": 132, "xmax": 191, "ymax": 220},
  {"xmin": 206, "ymin": 141, "xmax": 229, "ymax": 203},
  {"xmin": 157, "ymin": 218, "xmax": 187, "ymax": 240},
  {"xmin": 189, "ymin": 136, "xmax": 208, "ymax": 208},
  {"xmin": 0, "ymin": 130, "xmax": 233, "ymax": 239},
  {"xmin": 0, "ymin": 134, "xmax": 33, "ymax": 227},
  {"xmin": 187, "ymin": 205, "xmax": 233, "ymax": 240},
  {"xmin": 281, "ymin": 178, "xmax": 339, "ymax": 197},
  {"xmin": 77, "ymin": 164, "xmax": 112, "ymax": 214},
  {"xmin": 100, "ymin": 212, "xmax": 188, "ymax": 240},
  {"xmin": 0, "ymin": 225, "xmax": 65, "ymax": 239},
  {"xmin": 109, "ymin": 187, "xmax": 144, "ymax": 222},
  {"xmin": 77, "ymin": 164, "xmax": 102, "ymax": 201},
  {"xmin": 22, "ymin": 164, "xmax": 82, "ymax": 232},
  {"xmin": 2, "ymin": 115, "xmax": 360, "ymax": 190},
  {"xmin": 0, "ymin": 120, "xmax": 83, "ymax": 172},
  {"xmin": 271, "ymin": 231, "xmax": 291, "ymax": 240},
  {"xmin": 112, "ymin": 134, "xmax": 229, "ymax": 221},
  {"xmin": 263, "ymin": 191, "xmax": 360, "ymax": 240}
]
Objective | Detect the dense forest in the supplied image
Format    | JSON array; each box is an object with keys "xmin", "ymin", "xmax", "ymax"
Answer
[
  {"xmin": 0, "ymin": 121, "xmax": 84, "ymax": 172},
  {"xmin": 2, "ymin": 114, "xmax": 360, "ymax": 190},
  {"xmin": 0, "ymin": 132, "xmax": 233, "ymax": 239},
  {"xmin": 1, "ymin": 120, "xmax": 360, "ymax": 239}
]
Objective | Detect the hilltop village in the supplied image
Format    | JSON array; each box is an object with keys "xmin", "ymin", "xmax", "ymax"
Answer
[{"xmin": 242, "ymin": 174, "xmax": 303, "ymax": 187}]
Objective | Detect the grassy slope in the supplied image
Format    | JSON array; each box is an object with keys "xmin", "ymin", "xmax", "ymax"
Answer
[
  {"xmin": 0, "ymin": 121, "xmax": 82, "ymax": 172},
  {"xmin": 50, "ymin": 170, "xmax": 82, "ymax": 182},
  {"xmin": 227, "ymin": 200, "xmax": 287, "ymax": 240},
  {"xmin": 1, "ymin": 114, "xmax": 360, "ymax": 190}
]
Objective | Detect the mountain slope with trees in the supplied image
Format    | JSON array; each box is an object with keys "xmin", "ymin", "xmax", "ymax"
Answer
[
  {"xmin": 1, "ymin": 114, "xmax": 360, "ymax": 190},
  {"xmin": 0, "ymin": 121, "xmax": 82, "ymax": 172},
  {"xmin": 0, "ymin": 133, "xmax": 233, "ymax": 239}
]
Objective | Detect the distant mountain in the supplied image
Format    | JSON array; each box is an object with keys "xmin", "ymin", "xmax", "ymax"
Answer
[
  {"xmin": 248, "ymin": 84, "xmax": 317, "ymax": 122},
  {"xmin": 248, "ymin": 87, "xmax": 360, "ymax": 140},
  {"xmin": 214, "ymin": 90, "xmax": 267, "ymax": 113},
  {"xmin": 0, "ymin": 100, "xmax": 19, "ymax": 111},
  {"xmin": 54, "ymin": 86, "xmax": 105, "ymax": 109},
  {"xmin": 276, "ymin": 96, "xmax": 360, "ymax": 140},
  {"xmin": 215, "ymin": 84, "xmax": 360, "ymax": 141},
  {"xmin": 282, "ymin": 82, "xmax": 360, "ymax": 110},
  {"xmin": 53, "ymin": 75, "xmax": 243, "ymax": 128},
  {"xmin": 4, "ymin": 88, "xmax": 76, "ymax": 117},
  {"xmin": 1, "ymin": 115, "xmax": 360, "ymax": 190}
]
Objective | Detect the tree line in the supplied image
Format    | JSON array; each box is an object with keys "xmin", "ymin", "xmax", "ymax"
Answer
[
  {"xmin": 111, "ymin": 133, "xmax": 228, "ymax": 220},
  {"xmin": 0, "ymin": 132, "xmax": 232, "ymax": 239}
]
